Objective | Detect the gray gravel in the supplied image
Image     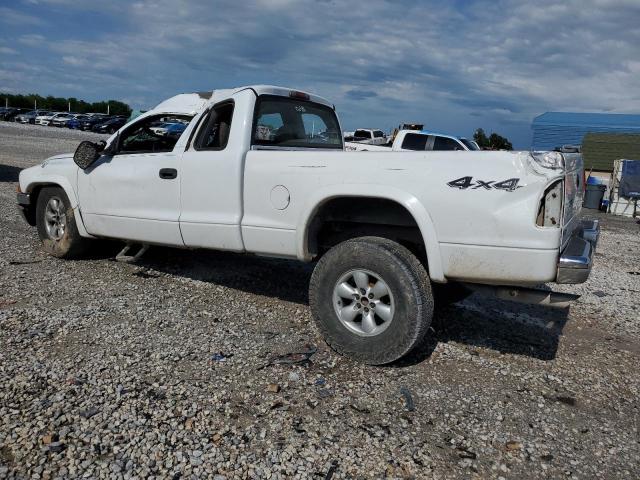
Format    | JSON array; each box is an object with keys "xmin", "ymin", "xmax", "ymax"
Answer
[
  {"xmin": 0, "ymin": 122, "xmax": 108, "ymax": 170},
  {"xmin": 1, "ymin": 122, "xmax": 639, "ymax": 479}
]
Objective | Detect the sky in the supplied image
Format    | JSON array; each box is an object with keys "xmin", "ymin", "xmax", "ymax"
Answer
[{"xmin": 1, "ymin": 0, "xmax": 639, "ymax": 148}]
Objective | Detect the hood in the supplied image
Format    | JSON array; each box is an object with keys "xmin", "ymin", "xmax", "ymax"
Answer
[
  {"xmin": 41, "ymin": 153, "xmax": 74, "ymax": 168},
  {"xmin": 19, "ymin": 152, "xmax": 78, "ymax": 197}
]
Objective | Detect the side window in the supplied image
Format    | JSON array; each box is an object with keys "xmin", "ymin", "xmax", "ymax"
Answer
[
  {"xmin": 433, "ymin": 136, "xmax": 464, "ymax": 151},
  {"xmin": 373, "ymin": 130, "xmax": 385, "ymax": 138},
  {"xmin": 118, "ymin": 114, "xmax": 192, "ymax": 154},
  {"xmin": 354, "ymin": 129, "xmax": 371, "ymax": 139},
  {"xmin": 195, "ymin": 102, "xmax": 234, "ymax": 150},
  {"xmin": 401, "ymin": 133, "xmax": 428, "ymax": 151}
]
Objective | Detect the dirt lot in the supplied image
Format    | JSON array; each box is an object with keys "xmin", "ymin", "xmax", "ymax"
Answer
[{"xmin": 1, "ymin": 122, "xmax": 639, "ymax": 479}]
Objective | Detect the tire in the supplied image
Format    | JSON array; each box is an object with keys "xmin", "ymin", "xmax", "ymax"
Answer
[
  {"xmin": 309, "ymin": 236, "xmax": 434, "ymax": 365},
  {"xmin": 36, "ymin": 187, "xmax": 91, "ymax": 258}
]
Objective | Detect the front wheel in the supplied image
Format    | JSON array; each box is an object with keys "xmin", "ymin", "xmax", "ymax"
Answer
[
  {"xmin": 36, "ymin": 187, "xmax": 92, "ymax": 258},
  {"xmin": 309, "ymin": 236, "xmax": 434, "ymax": 365}
]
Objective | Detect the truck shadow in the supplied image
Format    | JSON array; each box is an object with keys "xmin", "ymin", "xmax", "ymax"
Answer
[
  {"xmin": 139, "ymin": 247, "xmax": 313, "ymax": 305},
  {"xmin": 0, "ymin": 164, "xmax": 22, "ymax": 183},
  {"xmin": 397, "ymin": 297, "xmax": 569, "ymax": 366},
  {"xmin": 138, "ymin": 247, "xmax": 568, "ymax": 363}
]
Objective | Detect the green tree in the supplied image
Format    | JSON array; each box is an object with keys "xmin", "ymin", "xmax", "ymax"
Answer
[
  {"xmin": 473, "ymin": 128, "xmax": 489, "ymax": 148},
  {"xmin": 473, "ymin": 128, "xmax": 513, "ymax": 150}
]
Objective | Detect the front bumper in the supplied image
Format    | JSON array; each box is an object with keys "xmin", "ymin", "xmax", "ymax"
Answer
[
  {"xmin": 556, "ymin": 219, "xmax": 599, "ymax": 284},
  {"xmin": 16, "ymin": 192, "xmax": 36, "ymax": 226}
]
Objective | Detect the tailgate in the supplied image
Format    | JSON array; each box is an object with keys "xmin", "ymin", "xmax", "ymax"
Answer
[{"xmin": 560, "ymin": 152, "xmax": 585, "ymax": 249}]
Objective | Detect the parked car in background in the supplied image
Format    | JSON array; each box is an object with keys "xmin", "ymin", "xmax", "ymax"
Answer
[
  {"xmin": 164, "ymin": 122, "xmax": 187, "ymax": 139},
  {"xmin": 16, "ymin": 110, "xmax": 49, "ymax": 124},
  {"xmin": 50, "ymin": 113, "xmax": 76, "ymax": 127},
  {"xmin": 92, "ymin": 116, "xmax": 127, "ymax": 134},
  {"xmin": 35, "ymin": 112, "xmax": 61, "ymax": 126},
  {"xmin": 344, "ymin": 128, "xmax": 387, "ymax": 145},
  {"xmin": 79, "ymin": 115, "xmax": 112, "ymax": 131},
  {"xmin": 149, "ymin": 120, "xmax": 188, "ymax": 136},
  {"xmin": 0, "ymin": 107, "xmax": 27, "ymax": 121},
  {"xmin": 65, "ymin": 114, "xmax": 90, "ymax": 129},
  {"xmin": 149, "ymin": 122, "xmax": 174, "ymax": 136},
  {"xmin": 346, "ymin": 130, "xmax": 480, "ymax": 152}
]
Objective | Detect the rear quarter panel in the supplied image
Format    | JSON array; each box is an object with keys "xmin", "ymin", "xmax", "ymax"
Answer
[{"xmin": 242, "ymin": 150, "xmax": 563, "ymax": 282}]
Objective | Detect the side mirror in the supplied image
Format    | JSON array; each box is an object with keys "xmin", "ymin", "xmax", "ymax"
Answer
[{"xmin": 73, "ymin": 140, "xmax": 106, "ymax": 169}]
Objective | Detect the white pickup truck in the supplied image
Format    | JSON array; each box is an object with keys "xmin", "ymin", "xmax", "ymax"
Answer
[
  {"xmin": 346, "ymin": 129, "xmax": 480, "ymax": 152},
  {"xmin": 344, "ymin": 128, "xmax": 388, "ymax": 145},
  {"xmin": 17, "ymin": 85, "xmax": 599, "ymax": 364}
]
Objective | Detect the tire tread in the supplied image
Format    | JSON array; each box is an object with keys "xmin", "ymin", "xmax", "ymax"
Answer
[{"xmin": 309, "ymin": 236, "xmax": 433, "ymax": 364}]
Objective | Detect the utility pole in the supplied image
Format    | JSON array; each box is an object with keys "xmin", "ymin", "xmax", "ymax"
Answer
[
  {"xmin": 34, "ymin": 99, "xmax": 37, "ymax": 110},
  {"xmin": 107, "ymin": 102, "xmax": 110, "ymax": 115},
  {"xmin": 68, "ymin": 101, "xmax": 71, "ymax": 112}
]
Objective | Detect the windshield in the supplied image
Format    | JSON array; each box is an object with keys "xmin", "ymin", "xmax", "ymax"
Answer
[
  {"xmin": 252, "ymin": 95, "xmax": 342, "ymax": 149},
  {"xmin": 459, "ymin": 138, "xmax": 480, "ymax": 150}
]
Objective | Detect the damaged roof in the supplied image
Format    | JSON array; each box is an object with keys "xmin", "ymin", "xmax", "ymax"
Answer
[{"xmin": 151, "ymin": 85, "xmax": 333, "ymax": 115}]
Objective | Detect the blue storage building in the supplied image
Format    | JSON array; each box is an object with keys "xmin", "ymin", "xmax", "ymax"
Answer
[{"xmin": 531, "ymin": 112, "xmax": 640, "ymax": 150}]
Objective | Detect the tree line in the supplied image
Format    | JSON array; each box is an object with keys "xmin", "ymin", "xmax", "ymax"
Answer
[
  {"xmin": 473, "ymin": 128, "xmax": 513, "ymax": 150},
  {"xmin": 1, "ymin": 92, "xmax": 132, "ymax": 116}
]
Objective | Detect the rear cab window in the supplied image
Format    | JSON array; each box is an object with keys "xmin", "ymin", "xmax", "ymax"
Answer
[
  {"xmin": 353, "ymin": 130, "xmax": 372, "ymax": 141},
  {"xmin": 433, "ymin": 136, "xmax": 465, "ymax": 151},
  {"xmin": 401, "ymin": 133, "xmax": 428, "ymax": 151},
  {"xmin": 252, "ymin": 95, "xmax": 342, "ymax": 149}
]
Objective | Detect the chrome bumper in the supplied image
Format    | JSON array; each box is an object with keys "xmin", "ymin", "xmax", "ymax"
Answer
[
  {"xmin": 557, "ymin": 219, "xmax": 599, "ymax": 284},
  {"xmin": 580, "ymin": 219, "xmax": 600, "ymax": 247}
]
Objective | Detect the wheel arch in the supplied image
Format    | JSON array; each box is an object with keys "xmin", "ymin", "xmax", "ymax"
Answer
[
  {"xmin": 297, "ymin": 185, "xmax": 445, "ymax": 282},
  {"xmin": 25, "ymin": 178, "xmax": 93, "ymax": 238}
]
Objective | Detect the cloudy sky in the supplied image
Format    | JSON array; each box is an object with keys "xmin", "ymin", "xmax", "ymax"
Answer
[{"xmin": 1, "ymin": 0, "xmax": 639, "ymax": 147}]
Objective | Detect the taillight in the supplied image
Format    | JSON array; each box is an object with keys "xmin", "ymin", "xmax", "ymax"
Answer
[{"xmin": 531, "ymin": 151, "xmax": 564, "ymax": 170}]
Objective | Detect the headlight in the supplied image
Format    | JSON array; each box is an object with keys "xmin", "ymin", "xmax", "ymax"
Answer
[{"xmin": 531, "ymin": 151, "xmax": 565, "ymax": 170}]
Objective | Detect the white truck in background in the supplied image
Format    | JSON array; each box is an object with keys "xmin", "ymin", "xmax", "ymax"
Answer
[
  {"xmin": 17, "ymin": 85, "xmax": 598, "ymax": 365},
  {"xmin": 346, "ymin": 129, "xmax": 480, "ymax": 152},
  {"xmin": 344, "ymin": 128, "xmax": 388, "ymax": 145}
]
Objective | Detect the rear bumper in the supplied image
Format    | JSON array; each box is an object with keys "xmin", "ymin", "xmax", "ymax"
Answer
[{"xmin": 557, "ymin": 219, "xmax": 599, "ymax": 284}]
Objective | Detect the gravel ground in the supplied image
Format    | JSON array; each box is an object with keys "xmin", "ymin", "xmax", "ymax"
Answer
[{"xmin": 1, "ymin": 122, "xmax": 639, "ymax": 479}]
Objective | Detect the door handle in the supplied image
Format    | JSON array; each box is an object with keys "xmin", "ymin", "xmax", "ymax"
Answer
[{"xmin": 159, "ymin": 168, "xmax": 178, "ymax": 179}]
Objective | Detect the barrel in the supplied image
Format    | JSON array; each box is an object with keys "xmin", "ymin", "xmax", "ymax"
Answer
[{"xmin": 583, "ymin": 184, "xmax": 606, "ymax": 209}]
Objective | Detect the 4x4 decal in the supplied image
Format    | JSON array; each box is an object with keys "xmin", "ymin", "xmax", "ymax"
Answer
[{"xmin": 447, "ymin": 176, "xmax": 521, "ymax": 192}]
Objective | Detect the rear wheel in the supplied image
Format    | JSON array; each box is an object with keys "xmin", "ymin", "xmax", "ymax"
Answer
[
  {"xmin": 36, "ymin": 187, "xmax": 91, "ymax": 258},
  {"xmin": 309, "ymin": 236, "xmax": 433, "ymax": 365}
]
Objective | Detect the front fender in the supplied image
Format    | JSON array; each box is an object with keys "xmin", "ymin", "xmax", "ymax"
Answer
[
  {"xmin": 20, "ymin": 167, "xmax": 93, "ymax": 239},
  {"xmin": 297, "ymin": 184, "xmax": 445, "ymax": 282}
]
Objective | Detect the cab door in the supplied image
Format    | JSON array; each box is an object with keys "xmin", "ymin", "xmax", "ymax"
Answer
[
  {"xmin": 77, "ymin": 114, "xmax": 189, "ymax": 245},
  {"xmin": 178, "ymin": 96, "xmax": 247, "ymax": 251}
]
